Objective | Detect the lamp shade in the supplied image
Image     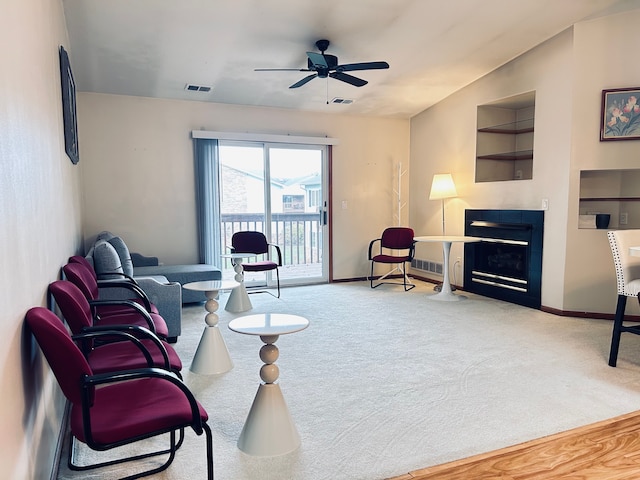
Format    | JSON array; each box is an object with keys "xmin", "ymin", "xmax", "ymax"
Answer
[{"xmin": 429, "ymin": 174, "xmax": 457, "ymax": 200}]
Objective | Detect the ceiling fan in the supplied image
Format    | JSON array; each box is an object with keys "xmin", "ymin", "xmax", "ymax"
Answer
[{"xmin": 255, "ymin": 39, "xmax": 390, "ymax": 89}]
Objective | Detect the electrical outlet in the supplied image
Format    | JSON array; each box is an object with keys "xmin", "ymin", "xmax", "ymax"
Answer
[
  {"xmin": 541, "ymin": 198, "xmax": 549, "ymax": 210},
  {"xmin": 621, "ymin": 212, "xmax": 628, "ymax": 225}
]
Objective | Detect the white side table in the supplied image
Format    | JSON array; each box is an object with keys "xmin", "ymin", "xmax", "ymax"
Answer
[
  {"xmin": 228, "ymin": 313, "xmax": 309, "ymax": 456},
  {"xmin": 184, "ymin": 280, "xmax": 239, "ymax": 375},
  {"xmin": 413, "ymin": 235, "xmax": 481, "ymax": 301},
  {"xmin": 221, "ymin": 253, "xmax": 256, "ymax": 313}
]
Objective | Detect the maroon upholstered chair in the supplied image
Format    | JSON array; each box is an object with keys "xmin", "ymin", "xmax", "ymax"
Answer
[
  {"xmin": 231, "ymin": 230, "xmax": 283, "ymax": 298},
  {"xmin": 368, "ymin": 227, "xmax": 416, "ymax": 291},
  {"xmin": 49, "ymin": 278, "xmax": 169, "ymax": 339},
  {"xmin": 24, "ymin": 307, "xmax": 213, "ymax": 479},
  {"xmin": 48, "ymin": 280, "xmax": 182, "ymax": 376},
  {"xmin": 64, "ymin": 259, "xmax": 159, "ymax": 315}
]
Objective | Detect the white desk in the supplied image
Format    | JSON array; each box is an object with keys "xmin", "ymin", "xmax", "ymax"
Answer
[
  {"xmin": 413, "ymin": 236, "xmax": 481, "ymax": 301},
  {"xmin": 221, "ymin": 253, "xmax": 256, "ymax": 313},
  {"xmin": 184, "ymin": 280, "xmax": 239, "ymax": 375},
  {"xmin": 228, "ymin": 313, "xmax": 309, "ymax": 456}
]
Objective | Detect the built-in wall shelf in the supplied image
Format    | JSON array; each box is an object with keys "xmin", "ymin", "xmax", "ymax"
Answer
[
  {"xmin": 477, "ymin": 118, "xmax": 534, "ymax": 135},
  {"xmin": 475, "ymin": 92, "xmax": 535, "ymax": 183},
  {"xmin": 476, "ymin": 149, "xmax": 533, "ymax": 161},
  {"xmin": 579, "ymin": 169, "xmax": 640, "ymax": 229}
]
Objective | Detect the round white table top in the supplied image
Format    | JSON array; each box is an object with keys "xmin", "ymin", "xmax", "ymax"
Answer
[
  {"xmin": 414, "ymin": 235, "xmax": 482, "ymax": 243},
  {"xmin": 183, "ymin": 279, "xmax": 240, "ymax": 292},
  {"xmin": 229, "ymin": 313, "xmax": 309, "ymax": 336}
]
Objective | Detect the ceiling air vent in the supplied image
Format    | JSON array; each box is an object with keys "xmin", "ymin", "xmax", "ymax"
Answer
[
  {"xmin": 331, "ymin": 98, "xmax": 353, "ymax": 105},
  {"xmin": 185, "ymin": 84, "xmax": 212, "ymax": 92}
]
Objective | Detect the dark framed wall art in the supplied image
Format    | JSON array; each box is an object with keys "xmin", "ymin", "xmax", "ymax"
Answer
[
  {"xmin": 600, "ymin": 87, "xmax": 640, "ymax": 141},
  {"xmin": 59, "ymin": 45, "xmax": 79, "ymax": 164}
]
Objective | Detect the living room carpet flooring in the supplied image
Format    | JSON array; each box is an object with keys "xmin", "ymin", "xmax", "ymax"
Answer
[{"xmin": 56, "ymin": 280, "xmax": 640, "ymax": 480}]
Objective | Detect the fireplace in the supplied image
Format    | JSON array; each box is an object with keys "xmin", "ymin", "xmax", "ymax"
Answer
[{"xmin": 464, "ymin": 209, "xmax": 544, "ymax": 309}]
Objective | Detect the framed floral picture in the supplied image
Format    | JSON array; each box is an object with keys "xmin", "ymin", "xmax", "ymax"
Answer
[
  {"xmin": 601, "ymin": 87, "xmax": 640, "ymax": 141},
  {"xmin": 59, "ymin": 45, "xmax": 79, "ymax": 164}
]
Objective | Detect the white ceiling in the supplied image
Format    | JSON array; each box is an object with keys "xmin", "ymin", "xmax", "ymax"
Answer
[{"xmin": 62, "ymin": 0, "xmax": 639, "ymax": 118}]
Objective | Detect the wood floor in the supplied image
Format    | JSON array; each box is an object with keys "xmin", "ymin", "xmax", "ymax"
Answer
[{"xmin": 386, "ymin": 410, "xmax": 640, "ymax": 480}]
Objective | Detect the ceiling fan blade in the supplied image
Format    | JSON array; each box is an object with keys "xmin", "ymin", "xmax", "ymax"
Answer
[
  {"xmin": 330, "ymin": 72, "xmax": 368, "ymax": 87},
  {"xmin": 289, "ymin": 74, "xmax": 317, "ymax": 89},
  {"xmin": 336, "ymin": 61, "xmax": 390, "ymax": 72},
  {"xmin": 306, "ymin": 52, "xmax": 328, "ymax": 69},
  {"xmin": 255, "ymin": 68, "xmax": 310, "ymax": 72}
]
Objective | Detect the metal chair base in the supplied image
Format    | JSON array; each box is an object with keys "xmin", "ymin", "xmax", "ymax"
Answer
[{"xmin": 369, "ymin": 263, "xmax": 415, "ymax": 291}]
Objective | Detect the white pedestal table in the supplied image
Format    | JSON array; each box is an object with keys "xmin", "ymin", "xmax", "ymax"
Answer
[
  {"xmin": 413, "ymin": 235, "xmax": 481, "ymax": 301},
  {"xmin": 184, "ymin": 280, "xmax": 239, "ymax": 375},
  {"xmin": 228, "ymin": 313, "xmax": 309, "ymax": 456}
]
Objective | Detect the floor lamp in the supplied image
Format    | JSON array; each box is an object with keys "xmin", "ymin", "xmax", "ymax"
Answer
[
  {"xmin": 429, "ymin": 173, "xmax": 457, "ymax": 235},
  {"xmin": 429, "ymin": 173, "xmax": 458, "ymax": 291}
]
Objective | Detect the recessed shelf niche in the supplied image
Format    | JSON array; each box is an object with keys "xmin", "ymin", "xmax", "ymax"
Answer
[
  {"xmin": 475, "ymin": 92, "xmax": 535, "ymax": 183},
  {"xmin": 579, "ymin": 169, "xmax": 640, "ymax": 229}
]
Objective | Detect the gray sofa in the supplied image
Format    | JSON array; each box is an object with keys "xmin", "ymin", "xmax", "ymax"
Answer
[
  {"xmin": 131, "ymin": 255, "xmax": 222, "ymax": 304},
  {"xmin": 86, "ymin": 231, "xmax": 222, "ymax": 340}
]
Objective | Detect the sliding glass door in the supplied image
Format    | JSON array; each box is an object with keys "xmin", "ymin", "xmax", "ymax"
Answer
[{"xmin": 219, "ymin": 141, "xmax": 328, "ymax": 286}]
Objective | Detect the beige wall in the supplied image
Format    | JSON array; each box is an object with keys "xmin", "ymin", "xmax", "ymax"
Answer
[
  {"xmin": 409, "ymin": 29, "xmax": 574, "ymax": 310},
  {"xmin": 409, "ymin": 8, "xmax": 640, "ymax": 315},
  {"xmin": 563, "ymin": 10, "xmax": 640, "ymax": 316},
  {"xmin": 77, "ymin": 94, "xmax": 410, "ymax": 279},
  {"xmin": 1, "ymin": 0, "xmax": 83, "ymax": 478}
]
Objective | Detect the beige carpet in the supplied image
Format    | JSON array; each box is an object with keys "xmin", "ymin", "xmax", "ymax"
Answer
[{"xmin": 57, "ymin": 280, "xmax": 640, "ymax": 480}]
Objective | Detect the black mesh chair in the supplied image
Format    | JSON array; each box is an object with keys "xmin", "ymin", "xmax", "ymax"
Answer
[{"xmin": 368, "ymin": 227, "xmax": 416, "ymax": 291}]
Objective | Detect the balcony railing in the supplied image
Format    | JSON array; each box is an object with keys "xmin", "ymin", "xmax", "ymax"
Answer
[{"xmin": 221, "ymin": 213, "xmax": 322, "ymax": 269}]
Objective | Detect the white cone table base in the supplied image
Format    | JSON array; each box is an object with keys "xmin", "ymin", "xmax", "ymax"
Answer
[
  {"xmin": 221, "ymin": 254, "xmax": 255, "ymax": 313},
  {"xmin": 237, "ymin": 383, "xmax": 300, "ymax": 456},
  {"xmin": 190, "ymin": 326, "xmax": 234, "ymax": 375},
  {"xmin": 225, "ymin": 283, "xmax": 252, "ymax": 312}
]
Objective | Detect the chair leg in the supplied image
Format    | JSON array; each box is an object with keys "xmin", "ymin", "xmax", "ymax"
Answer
[
  {"xmin": 401, "ymin": 262, "xmax": 415, "ymax": 291},
  {"xmin": 609, "ymin": 294, "xmax": 628, "ymax": 367},
  {"xmin": 275, "ymin": 268, "xmax": 280, "ymax": 298},
  {"xmin": 370, "ymin": 261, "xmax": 376, "ymax": 288},
  {"xmin": 203, "ymin": 422, "xmax": 215, "ymax": 480},
  {"xmin": 68, "ymin": 428, "xmax": 180, "ymax": 478}
]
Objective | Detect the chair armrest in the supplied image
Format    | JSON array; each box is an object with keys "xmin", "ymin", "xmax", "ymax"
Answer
[
  {"xmin": 96, "ymin": 277, "xmax": 182, "ymax": 340},
  {"xmin": 95, "ymin": 279, "xmax": 152, "ymax": 312},
  {"xmin": 74, "ymin": 324, "xmax": 170, "ymax": 369},
  {"xmin": 268, "ymin": 243, "xmax": 283, "ymax": 266},
  {"xmin": 82, "ymin": 367, "xmax": 204, "ymax": 434},
  {"xmin": 90, "ymin": 299, "xmax": 157, "ymax": 333},
  {"xmin": 72, "ymin": 329, "xmax": 155, "ymax": 367},
  {"xmin": 368, "ymin": 238, "xmax": 382, "ymax": 260}
]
